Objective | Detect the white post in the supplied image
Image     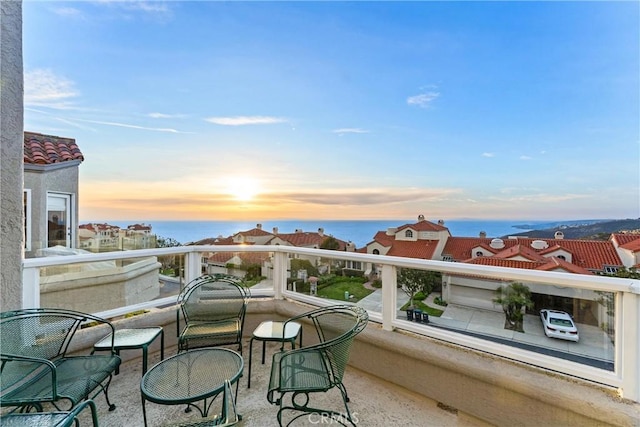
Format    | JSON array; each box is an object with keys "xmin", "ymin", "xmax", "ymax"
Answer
[
  {"xmin": 22, "ymin": 266, "xmax": 40, "ymax": 308},
  {"xmin": 620, "ymin": 290, "xmax": 640, "ymax": 401},
  {"xmin": 273, "ymin": 252, "xmax": 288, "ymax": 300},
  {"xmin": 184, "ymin": 251, "xmax": 201, "ymax": 286},
  {"xmin": 381, "ymin": 264, "xmax": 397, "ymax": 331}
]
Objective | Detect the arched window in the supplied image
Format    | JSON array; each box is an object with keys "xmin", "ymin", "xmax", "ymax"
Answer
[
  {"xmin": 476, "ymin": 251, "xmax": 483, "ymax": 257},
  {"xmin": 405, "ymin": 230, "xmax": 413, "ymax": 238},
  {"xmin": 557, "ymin": 255, "xmax": 566, "ymax": 260},
  {"xmin": 373, "ymin": 249, "xmax": 380, "ymax": 255}
]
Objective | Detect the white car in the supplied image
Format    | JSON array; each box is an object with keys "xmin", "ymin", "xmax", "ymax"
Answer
[{"xmin": 540, "ymin": 309, "xmax": 579, "ymax": 342}]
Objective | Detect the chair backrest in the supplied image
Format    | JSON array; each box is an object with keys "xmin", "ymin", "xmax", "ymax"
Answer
[
  {"xmin": 178, "ymin": 274, "xmax": 250, "ymax": 324},
  {"xmin": 0, "ymin": 308, "xmax": 110, "ymax": 361},
  {"xmin": 297, "ymin": 305, "xmax": 368, "ymax": 384}
]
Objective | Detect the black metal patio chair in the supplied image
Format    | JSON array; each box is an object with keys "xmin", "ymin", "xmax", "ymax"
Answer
[
  {"xmin": 176, "ymin": 274, "xmax": 250, "ymax": 353},
  {"xmin": 267, "ymin": 304, "xmax": 369, "ymax": 426},
  {"xmin": 0, "ymin": 308, "xmax": 121, "ymax": 413},
  {"xmin": 0, "ymin": 399, "xmax": 100, "ymax": 427}
]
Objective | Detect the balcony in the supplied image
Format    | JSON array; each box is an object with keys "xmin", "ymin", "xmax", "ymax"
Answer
[{"xmin": 14, "ymin": 245, "xmax": 640, "ymax": 425}]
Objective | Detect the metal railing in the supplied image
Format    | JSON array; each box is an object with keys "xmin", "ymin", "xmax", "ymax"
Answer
[{"xmin": 22, "ymin": 244, "xmax": 640, "ymax": 401}]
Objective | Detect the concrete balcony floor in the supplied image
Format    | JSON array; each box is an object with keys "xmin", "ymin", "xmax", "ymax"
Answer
[{"xmin": 82, "ymin": 341, "xmax": 478, "ymax": 427}]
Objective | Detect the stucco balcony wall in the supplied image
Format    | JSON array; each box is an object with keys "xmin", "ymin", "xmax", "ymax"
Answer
[{"xmin": 39, "ymin": 257, "xmax": 161, "ymax": 313}]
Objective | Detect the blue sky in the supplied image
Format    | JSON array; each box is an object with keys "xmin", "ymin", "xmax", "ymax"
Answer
[{"xmin": 23, "ymin": 1, "xmax": 640, "ymax": 222}]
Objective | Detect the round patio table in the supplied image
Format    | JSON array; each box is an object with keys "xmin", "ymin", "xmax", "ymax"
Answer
[{"xmin": 140, "ymin": 348, "xmax": 243, "ymax": 426}]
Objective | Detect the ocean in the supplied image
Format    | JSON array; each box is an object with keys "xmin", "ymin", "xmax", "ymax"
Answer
[{"xmin": 96, "ymin": 219, "xmax": 547, "ymax": 248}]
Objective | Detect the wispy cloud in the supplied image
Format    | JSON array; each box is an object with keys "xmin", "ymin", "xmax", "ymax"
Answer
[
  {"xmin": 482, "ymin": 152, "xmax": 495, "ymax": 158},
  {"xmin": 407, "ymin": 91, "xmax": 440, "ymax": 108},
  {"xmin": 204, "ymin": 116, "xmax": 287, "ymax": 126},
  {"xmin": 520, "ymin": 155, "xmax": 532, "ymax": 160},
  {"xmin": 73, "ymin": 118, "xmax": 190, "ymax": 133},
  {"xmin": 25, "ymin": 69, "xmax": 79, "ymax": 109},
  {"xmin": 148, "ymin": 112, "xmax": 185, "ymax": 119},
  {"xmin": 52, "ymin": 7, "xmax": 84, "ymax": 18},
  {"xmin": 332, "ymin": 128, "xmax": 369, "ymax": 134}
]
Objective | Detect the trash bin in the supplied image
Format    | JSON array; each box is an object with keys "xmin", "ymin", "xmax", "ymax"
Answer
[
  {"xmin": 405, "ymin": 308, "xmax": 414, "ymax": 321},
  {"xmin": 413, "ymin": 309, "xmax": 423, "ymax": 322},
  {"xmin": 344, "ymin": 291, "xmax": 350, "ymax": 301}
]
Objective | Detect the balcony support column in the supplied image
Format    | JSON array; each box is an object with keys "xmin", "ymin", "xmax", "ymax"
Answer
[
  {"xmin": 272, "ymin": 251, "xmax": 288, "ymax": 300},
  {"xmin": 381, "ymin": 264, "xmax": 397, "ymax": 331},
  {"xmin": 184, "ymin": 251, "xmax": 201, "ymax": 286},
  {"xmin": 620, "ymin": 291, "xmax": 640, "ymax": 401},
  {"xmin": 22, "ymin": 266, "xmax": 39, "ymax": 309}
]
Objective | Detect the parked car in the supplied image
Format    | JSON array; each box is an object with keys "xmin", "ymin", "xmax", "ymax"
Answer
[{"xmin": 540, "ymin": 309, "xmax": 579, "ymax": 342}]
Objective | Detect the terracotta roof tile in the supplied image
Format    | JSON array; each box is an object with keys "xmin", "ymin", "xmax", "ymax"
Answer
[
  {"xmin": 443, "ymin": 237, "xmax": 622, "ymax": 271},
  {"xmin": 24, "ymin": 131, "xmax": 84, "ymax": 165},
  {"xmin": 386, "ymin": 240, "xmax": 440, "ymax": 260}
]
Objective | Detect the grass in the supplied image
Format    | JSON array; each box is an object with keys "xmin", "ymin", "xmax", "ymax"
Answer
[
  {"xmin": 318, "ymin": 280, "xmax": 374, "ymax": 302},
  {"xmin": 401, "ymin": 297, "xmax": 444, "ymax": 317}
]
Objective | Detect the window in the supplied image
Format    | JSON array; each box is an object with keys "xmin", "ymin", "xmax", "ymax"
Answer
[
  {"xmin": 373, "ymin": 249, "xmax": 380, "ymax": 255},
  {"xmin": 476, "ymin": 251, "xmax": 484, "ymax": 257},
  {"xmin": 405, "ymin": 230, "xmax": 413, "ymax": 238},
  {"xmin": 47, "ymin": 193, "xmax": 72, "ymax": 248},
  {"xmin": 24, "ymin": 189, "xmax": 31, "ymax": 251},
  {"xmin": 442, "ymin": 255, "xmax": 453, "ymax": 262},
  {"xmin": 604, "ymin": 266, "xmax": 618, "ymax": 274},
  {"xmin": 557, "ymin": 255, "xmax": 566, "ymax": 260}
]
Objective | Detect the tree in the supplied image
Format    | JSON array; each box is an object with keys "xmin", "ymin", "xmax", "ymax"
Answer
[
  {"xmin": 320, "ymin": 236, "xmax": 341, "ymax": 250},
  {"xmin": 397, "ymin": 268, "xmax": 439, "ymax": 308},
  {"xmin": 493, "ymin": 282, "xmax": 533, "ymax": 333},
  {"xmin": 156, "ymin": 236, "xmax": 182, "ymax": 272}
]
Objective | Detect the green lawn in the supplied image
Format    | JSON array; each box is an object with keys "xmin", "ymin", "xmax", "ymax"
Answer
[{"xmin": 318, "ymin": 280, "xmax": 374, "ymax": 302}]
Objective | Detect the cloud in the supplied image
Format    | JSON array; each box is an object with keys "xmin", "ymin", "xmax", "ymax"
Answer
[
  {"xmin": 268, "ymin": 188, "xmax": 461, "ymax": 206},
  {"xmin": 24, "ymin": 69, "xmax": 79, "ymax": 109},
  {"xmin": 520, "ymin": 155, "xmax": 532, "ymax": 160},
  {"xmin": 482, "ymin": 152, "xmax": 495, "ymax": 158},
  {"xmin": 204, "ymin": 116, "xmax": 287, "ymax": 126},
  {"xmin": 148, "ymin": 112, "xmax": 184, "ymax": 119},
  {"xmin": 332, "ymin": 128, "xmax": 369, "ymax": 134},
  {"xmin": 52, "ymin": 7, "xmax": 84, "ymax": 18},
  {"xmin": 73, "ymin": 118, "xmax": 190, "ymax": 133},
  {"xmin": 407, "ymin": 91, "xmax": 440, "ymax": 108}
]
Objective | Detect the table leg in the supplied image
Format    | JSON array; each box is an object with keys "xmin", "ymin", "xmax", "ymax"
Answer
[
  {"xmin": 159, "ymin": 328, "xmax": 165, "ymax": 362},
  {"xmin": 142, "ymin": 346, "xmax": 148, "ymax": 375},
  {"xmin": 261, "ymin": 340, "xmax": 266, "ymax": 364},
  {"xmin": 248, "ymin": 337, "xmax": 254, "ymax": 388}
]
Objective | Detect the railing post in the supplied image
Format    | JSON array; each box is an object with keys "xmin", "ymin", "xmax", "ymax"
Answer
[
  {"xmin": 184, "ymin": 251, "xmax": 201, "ymax": 286},
  {"xmin": 381, "ymin": 264, "xmax": 397, "ymax": 331},
  {"xmin": 273, "ymin": 251, "xmax": 288, "ymax": 300},
  {"xmin": 22, "ymin": 266, "xmax": 40, "ymax": 309},
  {"xmin": 620, "ymin": 291, "xmax": 640, "ymax": 401}
]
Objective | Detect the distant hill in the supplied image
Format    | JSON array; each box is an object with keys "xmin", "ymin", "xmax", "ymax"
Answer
[{"xmin": 501, "ymin": 218, "xmax": 640, "ymax": 240}]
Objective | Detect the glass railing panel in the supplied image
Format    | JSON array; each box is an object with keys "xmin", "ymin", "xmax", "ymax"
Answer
[
  {"xmin": 393, "ymin": 266, "xmax": 616, "ymax": 372},
  {"xmin": 39, "ymin": 254, "xmax": 166, "ymax": 314},
  {"xmin": 201, "ymin": 250, "xmax": 274, "ymax": 295},
  {"xmin": 288, "ymin": 257, "xmax": 375, "ymax": 305}
]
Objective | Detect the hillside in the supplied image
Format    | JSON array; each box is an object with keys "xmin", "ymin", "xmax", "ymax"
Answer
[{"xmin": 501, "ymin": 218, "xmax": 640, "ymax": 240}]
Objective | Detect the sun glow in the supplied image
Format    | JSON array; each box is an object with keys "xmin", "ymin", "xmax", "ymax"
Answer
[{"xmin": 225, "ymin": 176, "xmax": 260, "ymax": 201}]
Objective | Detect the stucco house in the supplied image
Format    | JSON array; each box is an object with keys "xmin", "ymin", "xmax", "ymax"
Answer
[
  {"xmin": 363, "ymin": 215, "xmax": 639, "ymax": 329},
  {"xmin": 23, "ymin": 131, "xmax": 84, "ymax": 258}
]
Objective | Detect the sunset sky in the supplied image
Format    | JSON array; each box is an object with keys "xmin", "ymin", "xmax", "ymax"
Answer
[{"xmin": 23, "ymin": 1, "xmax": 639, "ymax": 222}]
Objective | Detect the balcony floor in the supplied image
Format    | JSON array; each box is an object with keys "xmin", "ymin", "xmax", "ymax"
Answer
[{"xmin": 80, "ymin": 341, "xmax": 477, "ymax": 427}]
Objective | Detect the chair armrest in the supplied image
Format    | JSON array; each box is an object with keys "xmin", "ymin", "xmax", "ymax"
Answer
[{"xmin": 1, "ymin": 353, "xmax": 58, "ymax": 402}]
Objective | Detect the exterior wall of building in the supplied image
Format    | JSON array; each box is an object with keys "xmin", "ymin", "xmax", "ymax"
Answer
[
  {"xmin": 0, "ymin": 0, "xmax": 24, "ymax": 311},
  {"xmin": 24, "ymin": 163, "xmax": 80, "ymax": 257},
  {"xmin": 40, "ymin": 257, "xmax": 161, "ymax": 313}
]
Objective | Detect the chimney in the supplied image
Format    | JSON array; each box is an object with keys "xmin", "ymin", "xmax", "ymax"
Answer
[
  {"xmin": 479, "ymin": 231, "xmax": 487, "ymax": 238},
  {"xmin": 554, "ymin": 231, "xmax": 564, "ymax": 240},
  {"xmin": 273, "ymin": 227, "xmax": 278, "ymax": 234},
  {"xmin": 318, "ymin": 227, "xmax": 324, "ymax": 236},
  {"xmin": 418, "ymin": 214, "xmax": 425, "ymax": 222},
  {"xmin": 256, "ymin": 223, "xmax": 262, "ymax": 230},
  {"xmin": 438, "ymin": 219, "xmax": 445, "ymax": 226},
  {"xmin": 346, "ymin": 241, "xmax": 355, "ymax": 252},
  {"xmin": 386, "ymin": 227, "xmax": 397, "ymax": 236},
  {"xmin": 295, "ymin": 229, "xmax": 303, "ymax": 233}
]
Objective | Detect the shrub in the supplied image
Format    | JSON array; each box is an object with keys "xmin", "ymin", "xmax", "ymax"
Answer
[{"xmin": 372, "ymin": 279, "xmax": 382, "ymax": 288}]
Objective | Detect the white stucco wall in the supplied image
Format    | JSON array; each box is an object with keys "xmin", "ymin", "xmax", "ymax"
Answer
[{"xmin": 0, "ymin": 0, "xmax": 24, "ymax": 311}]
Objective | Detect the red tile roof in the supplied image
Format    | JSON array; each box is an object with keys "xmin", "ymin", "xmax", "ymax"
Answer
[
  {"xmin": 612, "ymin": 233, "xmax": 640, "ymax": 252},
  {"xmin": 24, "ymin": 131, "xmax": 84, "ymax": 165},
  {"xmin": 465, "ymin": 256, "xmax": 593, "ymax": 275},
  {"xmin": 396, "ymin": 220, "xmax": 449, "ymax": 233},
  {"xmin": 443, "ymin": 237, "xmax": 622, "ymax": 271},
  {"xmin": 386, "ymin": 240, "xmax": 440, "ymax": 260}
]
